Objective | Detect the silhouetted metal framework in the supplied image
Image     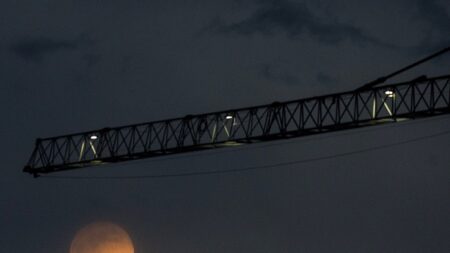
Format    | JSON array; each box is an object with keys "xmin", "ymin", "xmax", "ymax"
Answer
[{"xmin": 24, "ymin": 75, "xmax": 450, "ymax": 175}]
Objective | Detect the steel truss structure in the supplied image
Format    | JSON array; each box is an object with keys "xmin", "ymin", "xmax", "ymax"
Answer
[{"xmin": 24, "ymin": 75, "xmax": 450, "ymax": 175}]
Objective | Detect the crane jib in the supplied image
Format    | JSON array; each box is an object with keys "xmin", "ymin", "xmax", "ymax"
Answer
[{"xmin": 24, "ymin": 75, "xmax": 450, "ymax": 175}]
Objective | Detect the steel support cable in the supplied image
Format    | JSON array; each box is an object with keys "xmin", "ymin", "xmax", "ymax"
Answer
[
  {"xmin": 40, "ymin": 127, "xmax": 450, "ymax": 180},
  {"xmin": 356, "ymin": 46, "xmax": 450, "ymax": 90}
]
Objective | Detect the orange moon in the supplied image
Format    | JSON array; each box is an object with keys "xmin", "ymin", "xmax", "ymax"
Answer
[{"xmin": 70, "ymin": 222, "xmax": 134, "ymax": 253}]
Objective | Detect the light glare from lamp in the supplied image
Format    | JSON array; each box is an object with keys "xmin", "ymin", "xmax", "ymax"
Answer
[
  {"xmin": 90, "ymin": 135, "xmax": 98, "ymax": 140},
  {"xmin": 384, "ymin": 90, "xmax": 394, "ymax": 97}
]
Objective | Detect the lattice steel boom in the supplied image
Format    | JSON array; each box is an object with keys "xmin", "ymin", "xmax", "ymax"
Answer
[{"xmin": 24, "ymin": 75, "xmax": 450, "ymax": 175}]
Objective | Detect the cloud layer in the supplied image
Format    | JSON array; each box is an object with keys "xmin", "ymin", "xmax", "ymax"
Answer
[
  {"xmin": 9, "ymin": 37, "xmax": 80, "ymax": 61},
  {"xmin": 208, "ymin": 0, "xmax": 389, "ymax": 47}
]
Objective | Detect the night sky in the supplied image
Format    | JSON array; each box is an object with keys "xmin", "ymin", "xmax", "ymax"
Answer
[{"xmin": 1, "ymin": 0, "xmax": 450, "ymax": 252}]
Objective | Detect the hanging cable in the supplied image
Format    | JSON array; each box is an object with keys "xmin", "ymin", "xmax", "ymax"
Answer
[{"xmin": 40, "ymin": 128, "xmax": 450, "ymax": 180}]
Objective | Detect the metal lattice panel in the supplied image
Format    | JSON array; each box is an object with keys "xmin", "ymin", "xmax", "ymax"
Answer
[{"xmin": 24, "ymin": 75, "xmax": 450, "ymax": 175}]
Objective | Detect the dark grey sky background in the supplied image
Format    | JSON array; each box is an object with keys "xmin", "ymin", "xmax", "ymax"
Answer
[{"xmin": 1, "ymin": 0, "xmax": 449, "ymax": 252}]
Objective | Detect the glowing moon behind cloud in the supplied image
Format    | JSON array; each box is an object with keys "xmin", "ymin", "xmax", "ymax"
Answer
[{"xmin": 70, "ymin": 222, "xmax": 134, "ymax": 253}]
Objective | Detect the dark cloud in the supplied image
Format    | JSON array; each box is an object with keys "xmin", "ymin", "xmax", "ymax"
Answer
[
  {"xmin": 82, "ymin": 53, "xmax": 102, "ymax": 68},
  {"xmin": 415, "ymin": 0, "xmax": 450, "ymax": 52},
  {"xmin": 206, "ymin": 0, "xmax": 390, "ymax": 47},
  {"xmin": 316, "ymin": 72, "xmax": 338, "ymax": 86},
  {"xmin": 261, "ymin": 63, "xmax": 299, "ymax": 85},
  {"xmin": 9, "ymin": 37, "xmax": 80, "ymax": 61}
]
